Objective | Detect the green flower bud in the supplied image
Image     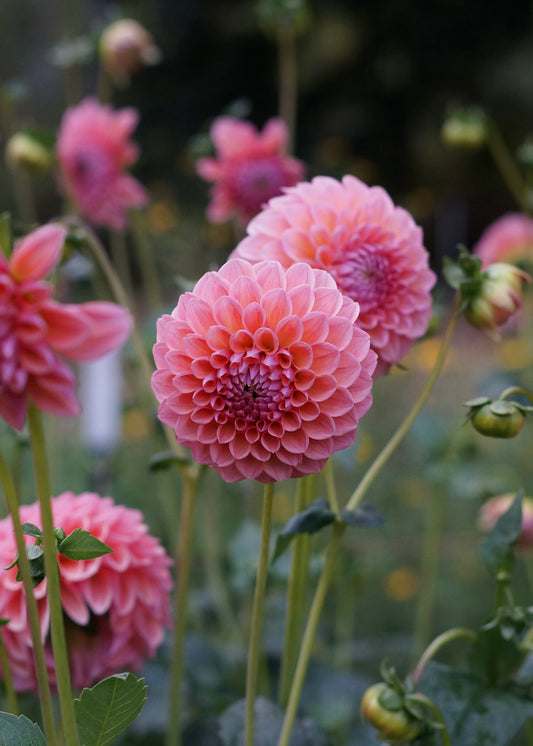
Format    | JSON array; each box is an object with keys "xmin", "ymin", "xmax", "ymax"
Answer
[
  {"xmin": 469, "ymin": 400, "xmax": 525, "ymax": 438},
  {"xmin": 360, "ymin": 683, "xmax": 422, "ymax": 744},
  {"xmin": 5, "ymin": 132, "xmax": 53, "ymax": 174},
  {"xmin": 441, "ymin": 106, "xmax": 488, "ymax": 149},
  {"xmin": 464, "ymin": 262, "xmax": 529, "ymax": 340}
]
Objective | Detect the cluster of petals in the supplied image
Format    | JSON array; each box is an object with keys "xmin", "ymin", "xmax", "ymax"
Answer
[
  {"xmin": 232, "ymin": 175, "xmax": 436, "ymax": 376},
  {"xmin": 152, "ymin": 258, "xmax": 377, "ymax": 483},
  {"xmin": 196, "ymin": 116, "xmax": 305, "ymax": 226},
  {"xmin": 0, "ymin": 223, "xmax": 131, "ymax": 430},
  {"xmin": 0, "ymin": 491, "xmax": 172, "ymax": 692},
  {"xmin": 474, "ymin": 213, "xmax": 533, "ymax": 268},
  {"xmin": 479, "ymin": 494, "xmax": 533, "ymax": 549},
  {"xmin": 56, "ymin": 97, "xmax": 148, "ymax": 230},
  {"xmin": 99, "ymin": 18, "xmax": 161, "ymax": 83}
]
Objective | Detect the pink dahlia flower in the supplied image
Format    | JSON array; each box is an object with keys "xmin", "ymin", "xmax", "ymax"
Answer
[
  {"xmin": 232, "ymin": 175, "xmax": 436, "ymax": 376},
  {"xmin": 196, "ymin": 116, "xmax": 305, "ymax": 226},
  {"xmin": 479, "ymin": 494, "xmax": 533, "ymax": 549},
  {"xmin": 474, "ymin": 213, "xmax": 533, "ymax": 268},
  {"xmin": 152, "ymin": 258, "xmax": 377, "ymax": 483},
  {"xmin": 56, "ymin": 98, "xmax": 148, "ymax": 230},
  {"xmin": 0, "ymin": 222, "xmax": 131, "ymax": 430},
  {"xmin": 0, "ymin": 492, "xmax": 172, "ymax": 692}
]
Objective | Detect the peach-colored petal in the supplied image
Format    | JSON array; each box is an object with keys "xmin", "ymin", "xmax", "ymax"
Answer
[{"xmin": 10, "ymin": 224, "xmax": 67, "ymax": 283}]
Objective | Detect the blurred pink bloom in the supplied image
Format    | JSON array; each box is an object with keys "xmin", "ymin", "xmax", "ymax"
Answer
[
  {"xmin": 232, "ymin": 175, "xmax": 436, "ymax": 376},
  {"xmin": 0, "ymin": 492, "xmax": 172, "ymax": 692},
  {"xmin": 474, "ymin": 213, "xmax": 533, "ymax": 267},
  {"xmin": 99, "ymin": 19, "xmax": 161, "ymax": 83},
  {"xmin": 0, "ymin": 223, "xmax": 131, "ymax": 430},
  {"xmin": 196, "ymin": 116, "xmax": 305, "ymax": 226},
  {"xmin": 152, "ymin": 258, "xmax": 377, "ymax": 483},
  {"xmin": 56, "ymin": 98, "xmax": 148, "ymax": 230},
  {"xmin": 479, "ymin": 494, "xmax": 533, "ymax": 549}
]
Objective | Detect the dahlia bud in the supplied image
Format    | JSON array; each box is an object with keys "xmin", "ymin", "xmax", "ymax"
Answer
[
  {"xmin": 465, "ymin": 397, "xmax": 525, "ymax": 439},
  {"xmin": 99, "ymin": 19, "xmax": 161, "ymax": 82},
  {"xmin": 441, "ymin": 106, "xmax": 488, "ymax": 149},
  {"xmin": 465, "ymin": 262, "xmax": 529, "ymax": 338},
  {"xmin": 5, "ymin": 132, "xmax": 54, "ymax": 174},
  {"xmin": 360, "ymin": 683, "xmax": 422, "ymax": 744}
]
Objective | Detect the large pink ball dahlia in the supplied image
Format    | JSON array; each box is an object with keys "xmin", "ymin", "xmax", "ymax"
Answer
[
  {"xmin": 56, "ymin": 98, "xmax": 148, "ymax": 230},
  {"xmin": 152, "ymin": 258, "xmax": 377, "ymax": 483},
  {"xmin": 196, "ymin": 116, "xmax": 305, "ymax": 226},
  {"xmin": 0, "ymin": 223, "xmax": 131, "ymax": 430},
  {"xmin": 232, "ymin": 175, "xmax": 436, "ymax": 376},
  {"xmin": 474, "ymin": 213, "xmax": 533, "ymax": 268},
  {"xmin": 0, "ymin": 492, "xmax": 172, "ymax": 692}
]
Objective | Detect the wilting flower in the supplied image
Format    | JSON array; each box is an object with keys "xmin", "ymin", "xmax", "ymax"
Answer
[
  {"xmin": 474, "ymin": 213, "xmax": 533, "ymax": 268},
  {"xmin": 99, "ymin": 19, "xmax": 161, "ymax": 83},
  {"xmin": 232, "ymin": 175, "xmax": 436, "ymax": 376},
  {"xmin": 56, "ymin": 98, "xmax": 148, "ymax": 230},
  {"xmin": 464, "ymin": 262, "xmax": 529, "ymax": 339},
  {"xmin": 0, "ymin": 222, "xmax": 131, "ymax": 430},
  {"xmin": 196, "ymin": 116, "xmax": 304, "ymax": 226},
  {"xmin": 152, "ymin": 258, "xmax": 376, "ymax": 483},
  {"xmin": 479, "ymin": 494, "xmax": 533, "ymax": 548},
  {"xmin": 0, "ymin": 491, "xmax": 172, "ymax": 692}
]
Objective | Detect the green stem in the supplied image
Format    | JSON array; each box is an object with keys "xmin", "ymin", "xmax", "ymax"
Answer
[
  {"xmin": 524, "ymin": 717, "xmax": 533, "ymax": 746},
  {"xmin": 411, "ymin": 490, "xmax": 446, "ymax": 662},
  {"xmin": 27, "ymin": 405, "xmax": 79, "ymax": 746},
  {"xmin": 277, "ymin": 23, "xmax": 297, "ymax": 153},
  {"xmin": 411, "ymin": 627, "xmax": 477, "ymax": 684},
  {"xmin": 323, "ymin": 458, "xmax": 340, "ymax": 516},
  {"xmin": 110, "ymin": 230, "xmax": 135, "ymax": 310},
  {"xmin": 165, "ymin": 468, "xmax": 199, "ymax": 746},
  {"xmin": 500, "ymin": 386, "xmax": 533, "ymax": 406},
  {"xmin": 0, "ymin": 452, "xmax": 58, "ymax": 744},
  {"xmin": 486, "ymin": 122, "xmax": 531, "ymax": 214},
  {"xmin": 245, "ymin": 483, "xmax": 275, "ymax": 746},
  {"xmin": 277, "ymin": 296, "xmax": 460, "ymax": 746},
  {"xmin": 279, "ymin": 476, "xmax": 314, "ymax": 707},
  {"xmin": 0, "ymin": 626, "xmax": 19, "ymax": 715}
]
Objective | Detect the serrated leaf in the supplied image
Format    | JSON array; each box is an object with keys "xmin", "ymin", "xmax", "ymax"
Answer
[
  {"xmin": 480, "ymin": 491, "xmax": 523, "ymax": 576},
  {"xmin": 21, "ymin": 523, "xmax": 42, "ymax": 539},
  {"xmin": 0, "ymin": 712, "xmax": 46, "ymax": 745},
  {"xmin": 148, "ymin": 449, "xmax": 189, "ymax": 470},
  {"xmin": 58, "ymin": 528, "xmax": 113, "ymax": 561},
  {"xmin": 270, "ymin": 498, "xmax": 335, "ymax": 564},
  {"xmin": 74, "ymin": 673, "xmax": 147, "ymax": 746},
  {"xmin": 340, "ymin": 504, "xmax": 385, "ymax": 529}
]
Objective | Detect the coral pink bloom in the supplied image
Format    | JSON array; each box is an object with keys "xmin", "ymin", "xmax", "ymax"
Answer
[
  {"xmin": 474, "ymin": 213, "xmax": 533, "ymax": 267},
  {"xmin": 152, "ymin": 258, "xmax": 377, "ymax": 483},
  {"xmin": 479, "ymin": 494, "xmax": 533, "ymax": 549},
  {"xmin": 56, "ymin": 98, "xmax": 148, "ymax": 230},
  {"xmin": 0, "ymin": 492, "xmax": 172, "ymax": 692},
  {"xmin": 232, "ymin": 175, "xmax": 436, "ymax": 376},
  {"xmin": 0, "ymin": 223, "xmax": 131, "ymax": 430},
  {"xmin": 196, "ymin": 116, "xmax": 305, "ymax": 225}
]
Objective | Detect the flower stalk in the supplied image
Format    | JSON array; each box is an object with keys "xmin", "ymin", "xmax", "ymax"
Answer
[
  {"xmin": 411, "ymin": 627, "xmax": 477, "ymax": 684},
  {"xmin": 0, "ymin": 626, "xmax": 19, "ymax": 715}
]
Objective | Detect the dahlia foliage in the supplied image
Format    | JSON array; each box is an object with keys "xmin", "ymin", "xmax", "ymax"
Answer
[
  {"xmin": 233, "ymin": 175, "xmax": 436, "ymax": 376},
  {"xmin": 196, "ymin": 116, "xmax": 305, "ymax": 226},
  {"xmin": 152, "ymin": 258, "xmax": 377, "ymax": 483},
  {"xmin": 56, "ymin": 98, "xmax": 148, "ymax": 230},
  {"xmin": 0, "ymin": 492, "xmax": 172, "ymax": 692},
  {"xmin": 474, "ymin": 212, "xmax": 533, "ymax": 267},
  {"xmin": 0, "ymin": 223, "xmax": 131, "ymax": 430},
  {"xmin": 479, "ymin": 494, "xmax": 533, "ymax": 549}
]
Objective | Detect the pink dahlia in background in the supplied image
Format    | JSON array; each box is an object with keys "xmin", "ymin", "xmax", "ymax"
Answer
[
  {"xmin": 99, "ymin": 18, "xmax": 161, "ymax": 83},
  {"xmin": 474, "ymin": 213, "xmax": 533, "ymax": 268},
  {"xmin": 56, "ymin": 97, "xmax": 148, "ymax": 230},
  {"xmin": 152, "ymin": 258, "xmax": 377, "ymax": 483},
  {"xmin": 0, "ymin": 222, "xmax": 131, "ymax": 430},
  {"xmin": 232, "ymin": 175, "xmax": 436, "ymax": 376},
  {"xmin": 0, "ymin": 491, "xmax": 172, "ymax": 692},
  {"xmin": 196, "ymin": 116, "xmax": 305, "ymax": 226},
  {"xmin": 479, "ymin": 494, "xmax": 533, "ymax": 549}
]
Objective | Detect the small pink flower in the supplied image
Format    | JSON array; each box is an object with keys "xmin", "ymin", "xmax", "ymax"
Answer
[
  {"xmin": 56, "ymin": 98, "xmax": 148, "ymax": 230},
  {"xmin": 0, "ymin": 492, "xmax": 172, "ymax": 692},
  {"xmin": 99, "ymin": 19, "xmax": 161, "ymax": 83},
  {"xmin": 196, "ymin": 117, "xmax": 305, "ymax": 226},
  {"xmin": 232, "ymin": 175, "xmax": 436, "ymax": 376},
  {"xmin": 152, "ymin": 258, "xmax": 377, "ymax": 483},
  {"xmin": 474, "ymin": 213, "xmax": 533, "ymax": 267},
  {"xmin": 0, "ymin": 223, "xmax": 131, "ymax": 430},
  {"xmin": 479, "ymin": 494, "xmax": 533, "ymax": 549}
]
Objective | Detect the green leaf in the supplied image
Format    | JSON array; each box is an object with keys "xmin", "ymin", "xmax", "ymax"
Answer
[
  {"xmin": 74, "ymin": 673, "xmax": 147, "ymax": 746},
  {"xmin": 270, "ymin": 498, "xmax": 335, "ymax": 564},
  {"xmin": 58, "ymin": 528, "xmax": 113, "ymax": 561},
  {"xmin": 442, "ymin": 256, "xmax": 467, "ymax": 290},
  {"xmin": 148, "ymin": 449, "xmax": 189, "ymax": 470},
  {"xmin": 480, "ymin": 490, "xmax": 523, "ymax": 576},
  {"xmin": 16, "ymin": 545, "xmax": 45, "ymax": 587},
  {"xmin": 419, "ymin": 662, "xmax": 533, "ymax": 745},
  {"xmin": 21, "ymin": 523, "xmax": 42, "ymax": 539},
  {"xmin": 340, "ymin": 504, "xmax": 385, "ymax": 529},
  {"xmin": 469, "ymin": 620, "xmax": 527, "ymax": 686},
  {"xmin": 0, "ymin": 712, "xmax": 46, "ymax": 745}
]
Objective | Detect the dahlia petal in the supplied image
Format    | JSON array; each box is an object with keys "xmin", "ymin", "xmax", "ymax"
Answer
[
  {"xmin": 301, "ymin": 313, "xmax": 329, "ymax": 344},
  {"xmin": 0, "ymin": 391, "xmax": 27, "ymax": 430},
  {"xmin": 60, "ymin": 302, "xmax": 131, "ymax": 361},
  {"xmin": 213, "ymin": 296, "xmax": 244, "ymax": 331},
  {"xmin": 10, "ymin": 224, "xmax": 67, "ymax": 282},
  {"xmin": 276, "ymin": 315, "xmax": 303, "ymax": 346},
  {"xmin": 261, "ymin": 288, "xmax": 291, "ymax": 327},
  {"xmin": 39, "ymin": 302, "xmax": 90, "ymax": 350},
  {"xmin": 186, "ymin": 296, "xmax": 216, "ymax": 334},
  {"xmin": 61, "ymin": 585, "xmax": 90, "ymax": 626},
  {"xmin": 229, "ymin": 276, "xmax": 262, "ymax": 306},
  {"xmin": 243, "ymin": 303, "xmax": 267, "ymax": 333},
  {"xmin": 281, "ymin": 428, "xmax": 309, "ymax": 453},
  {"xmin": 320, "ymin": 387, "xmax": 357, "ymax": 416},
  {"xmin": 27, "ymin": 374, "xmax": 81, "ymax": 418},
  {"xmin": 310, "ymin": 342, "xmax": 340, "ymax": 375}
]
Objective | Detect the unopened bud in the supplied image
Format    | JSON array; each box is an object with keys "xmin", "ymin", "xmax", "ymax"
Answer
[
  {"xmin": 99, "ymin": 19, "xmax": 161, "ymax": 82},
  {"xmin": 441, "ymin": 107, "xmax": 488, "ymax": 149},
  {"xmin": 465, "ymin": 262, "xmax": 529, "ymax": 339},
  {"xmin": 466, "ymin": 398, "xmax": 525, "ymax": 439},
  {"xmin": 360, "ymin": 683, "xmax": 422, "ymax": 744},
  {"xmin": 5, "ymin": 132, "xmax": 53, "ymax": 174}
]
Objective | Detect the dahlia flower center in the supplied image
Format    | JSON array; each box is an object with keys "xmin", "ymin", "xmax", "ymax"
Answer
[
  {"xmin": 332, "ymin": 247, "xmax": 392, "ymax": 311},
  {"xmin": 69, "ymin": 146, "xmax": 114, "ymax": 196},
  {"xmin": 229, "ymin": 157, "xmax": 288, "ymax": 214},
  {"xmin": 220, "ymin": 352, "xmax": 289, "ymax": 426}
]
